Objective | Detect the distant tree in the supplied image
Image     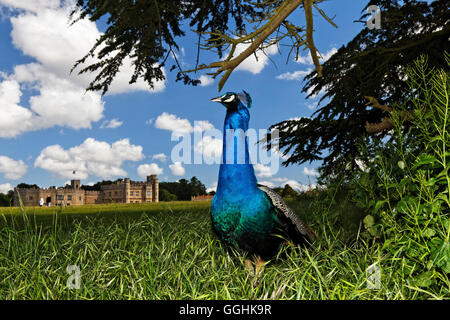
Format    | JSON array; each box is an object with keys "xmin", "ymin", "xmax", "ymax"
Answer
[
  {"xmin": 208, "ymin": 191, "xmax": 216, "ymax": 196},
  {"xmin": 0, "ymin": 191, "xmax": 13, "ymax": 207},
  {"xmin": 0, "ymin": 194, "xmax": 8, "ymax": 207},
  {"xmin": 17, "ymin": 183, "xmax": 40, "ymax": 189},
  {"xmin": 189, "ymin": 176, "xmax": 207, "ymax": 196},
  {"xmin": 177, "ymin": 179, "xmax": 191, "ymax": 201},
  {"xmin": 271, "ymin": 187, "xmax": 284, "ymax": 196},
  {"xmin": 159, "ymin": 176, "xmax": 208, "ymax": 200},
  {"xmin": 159, "ymin": 189, "xmax": 178, "ymax": 202},
  {"xmin": 281, "ymin": 184, "xmax": 298, "ymax": 198},
  {"xmin": 81, "ymin": 180, "xmax": 115, "ymax": 191}
]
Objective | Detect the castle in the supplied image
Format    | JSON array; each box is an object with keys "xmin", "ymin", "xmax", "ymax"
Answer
[{"xmin": 13, "ymin": 175, "xmax": 159, "ymax": 207}]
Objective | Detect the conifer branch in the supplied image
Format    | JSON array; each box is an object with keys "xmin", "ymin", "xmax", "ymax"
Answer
[{"xmin": 184, "ymin": 0, "xmax": 336, "ymax": 91}]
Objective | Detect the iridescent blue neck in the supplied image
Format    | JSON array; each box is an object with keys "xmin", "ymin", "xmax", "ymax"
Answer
[{"xmin": 216, "ymin": 106, "xmax": 258, "ymax": 197}]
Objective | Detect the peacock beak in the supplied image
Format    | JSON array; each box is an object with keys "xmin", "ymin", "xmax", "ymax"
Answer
[{"xmin": 210, "ymin": 96, "xmax": 222, "ymax": 103}]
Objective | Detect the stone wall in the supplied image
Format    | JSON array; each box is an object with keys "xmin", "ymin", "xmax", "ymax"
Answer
[{"xmin": 84, "ymin": 190, "xmax": 100, "ymax": 205}]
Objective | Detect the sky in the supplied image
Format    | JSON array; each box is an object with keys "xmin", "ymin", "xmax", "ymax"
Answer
[{"xmin": 0, "ymin": 0, "xmax": 371, "ymax": 194}]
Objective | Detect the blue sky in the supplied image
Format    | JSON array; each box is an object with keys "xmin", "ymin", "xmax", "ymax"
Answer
[{"xmin": 0, "ymin": 0, "xmax": 369, "ymax": 194}]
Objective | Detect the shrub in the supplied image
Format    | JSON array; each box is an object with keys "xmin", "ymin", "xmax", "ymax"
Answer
[{"xmin": 351, "ymin": 54, "xmax": 450, "ymax": 292}]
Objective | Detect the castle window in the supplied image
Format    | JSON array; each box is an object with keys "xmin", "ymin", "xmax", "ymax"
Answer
[
  {"xmin": 67, "ymin": 195, "xmax": 72, "ymax": 201},
  {"xmin": 146, "ymin": 191, "xmax": 152, "ymax": 197},
  {"xmin": 79, "ymin": 196, "xmax": 82, "ymax": 201},
  {"xmin": 135, "ymin": 191, "xmax": 139, "ymax": 197},
  {"xmin": 56, "ymin": 195, "xmax": 64, "ymax": 201},
  {"xmin": 29, "ymin": 196, "xmax": 33, "ymax": 200},
  {"xmin": 130, "ymin": 191, "xmax": 134, "ymax": 196},
  {"xmin": 114, "ymin": 191, "xmax": 118, "ymax": 196},
  {"xmin": 108, "ymin": 192, "xmax": 111, "ymax": 197}
]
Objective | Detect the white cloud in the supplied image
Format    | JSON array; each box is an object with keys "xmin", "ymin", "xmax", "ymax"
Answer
[
  {"xmin": 34, "ymin": 138, "xmax": 144, "ymax": 180},
  {"xmin": 281, "ymin": 180, "xmax": 316, "ymax": 193},
  {"xmin": 155, "ymin": 113, "xmax": 215, "ymax": 136},
  {"xmin": 271, "ymin": 177, "xmax": 289, "ymax": 183},
  {"xmin": 199, "ymin": 75, "xmax": 214, "ymax": 87},
  {"xmin": 169, "ymin": 162, "xmax": 185, "ymax": 176},
  {"xmin": 206, "ymin": 181, "xmax": 217, "ymax": 193},
  {"xmin": 233, "ymin": 41, "xmax": 279, "ymax": 74},
  {"xmin": 0, "ymin": 155, "xmax": 28, "ymax": 180},
  {"xmin": 12, "ymin": 63, "xmax": 105, "ymax": 131},
  {"xmin": 137, "ymin": 163, "xmax": 163, "ymax": 178},
  {"xmin": 152, "ymin": 153, "xmax": 167, "ymax": 162},
  {"xmin": 194, "ymin": 120, "xmax": 215, "ymax": 132},
  {"xmin": 0, "ymin": 79, "xmax": 34, "ymax": 137},
  {"xmin": 257, "ymin": 180, "xmax": 275, "ymax": 188},
  {"xmin": 0, "ymin": 1, "xmax": 165, "ymax": 137},
  {"xmin": 276, "ymin": 69, "xmax": 311, "ymax": 81},
  {"xmin": 100, "ymin": 118, "xmax": 123, "ymax": 129},
  {"xmin": 303, "ymin": 167, "xmax": 319, "ymax": 176},
  {"xmin": 277, "ymin": 48, "xmax": 337, "ymax": 82},
  {"xmin": 0, "ymin": 183, "xmax": 13, "ymax": 194},
  {"xmin": 194, "ymin": 136, "xmax": 223, "ymax": 159},
  {"xmin": 8, "ymin": 2, "xmax": 164, "ymax": 95},
  {"xmin": 295, "ymin": 47, "xmax": 337, "ymax": 65},
  {"xmin": 254, "ymin": 163, "xmax": 273, "ymax": 178},
  {"xmin": 0, "ymin": 0, "xmax": 59, "ymax": 13},
  {"xmin": 155, "ymin": 112, "xmax": 193, "ymax": 135}
]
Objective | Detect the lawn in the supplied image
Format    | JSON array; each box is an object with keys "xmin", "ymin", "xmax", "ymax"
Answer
[{"xmin": 0, "ymin": 199, "xmax": 448, "ymax": 299}]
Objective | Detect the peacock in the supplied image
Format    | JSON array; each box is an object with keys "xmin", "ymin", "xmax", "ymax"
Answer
[{"xmin": 210, "ymin": 91, "xmax": 316, "ymax": 277}]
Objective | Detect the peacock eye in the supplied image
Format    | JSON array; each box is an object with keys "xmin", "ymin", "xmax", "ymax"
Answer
[{"xmin": 223, "ymin": 94, "xmax": 235, "ymax": 103}]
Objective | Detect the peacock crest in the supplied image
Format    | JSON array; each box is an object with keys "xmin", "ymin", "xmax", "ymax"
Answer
[{"xmin": 238, "ymin": 90, "xmax": 252, "ymax": 108}]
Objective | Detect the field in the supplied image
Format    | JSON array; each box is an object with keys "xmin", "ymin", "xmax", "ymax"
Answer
[{"xmin": 0, "ymin": 199, "xmax": 447, "ymax": 300}]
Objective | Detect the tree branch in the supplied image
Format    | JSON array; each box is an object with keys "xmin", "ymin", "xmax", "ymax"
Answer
[
  {"xmin": 363, "ymin": 96, "xmax": 414, "ymax": 133},
  {"xmin": 304, "ymin": 0, "xmax": 322, "ymax": 77},
  {"xmin": 184, "ymin": 0, "xmax": 334, "ymax": 91}
]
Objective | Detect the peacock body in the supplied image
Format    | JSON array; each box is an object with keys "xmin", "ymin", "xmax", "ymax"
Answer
[{"xmin": 210, "ymin": 91, "xmax": 316, "ymax": 259}]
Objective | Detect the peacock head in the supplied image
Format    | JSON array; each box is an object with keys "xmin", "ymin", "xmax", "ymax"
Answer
[
  {"xmin": 210, "ymin": 91, "xmax": 252, "ymax": 110},
  {"xmin": 210, "ymin": 91, "xmax": 252, "ymax": 129}
]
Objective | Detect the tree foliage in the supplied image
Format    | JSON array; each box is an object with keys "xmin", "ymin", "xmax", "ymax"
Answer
[
  {"xmin": 71, "ymin": 0, "xmax": 262, "ymax": 93},
  {"xmin": 281, "ymin": 184, "xmax": 299, "ymax": 198},
  {"xmin": 0, "ymin": 191, "xmax": 14, "ymax": 207},
  {"xmin": 159, "ymin": 188, "xmax": 178, "ymax": 202},
  {"xmin": 81, "ymin": 180, "xmax": 116, "ymax": 191},
  {"xmin": 352, "ymin": 54, "xmax": 450, "ymax": 284},
  {"xmin": 71, "ymin": 0, "xmax": 335, "ymax": 93},
  {"xmin": 268, "ymin": 0, "xmax": 449, "ymax": 178},
  {"xmin": 159, "ymin": 176, "xmax": 207, "ymax": 201},
  {"xmin": 17, "ymin": 183, "xmax": 40, "ymax": 189}
]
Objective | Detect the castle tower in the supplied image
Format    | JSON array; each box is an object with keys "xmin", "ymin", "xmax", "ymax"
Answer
[
  {"xmin": 71, "ymin": 180, "xmax": 80, "ymax": 189},
  {"xmin": 125, "ymin": 178, "xmax": 131, "ymax": 203},
  {"xmin": 147, "ymin": 175, "xmax": 159, "ymax": 202}
]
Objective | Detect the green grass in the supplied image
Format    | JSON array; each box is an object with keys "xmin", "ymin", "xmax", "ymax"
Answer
[{"xmin": 0, "ymin": 200, "xmax": 448, "ymax": 299}]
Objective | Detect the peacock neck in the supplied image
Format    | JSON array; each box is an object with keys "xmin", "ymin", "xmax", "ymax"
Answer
[{"xmin": 216, "ymin": 109, "xmax": 258, "ymax": 197}]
